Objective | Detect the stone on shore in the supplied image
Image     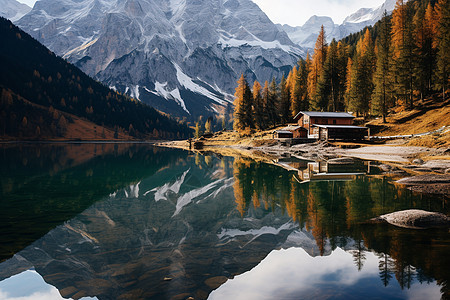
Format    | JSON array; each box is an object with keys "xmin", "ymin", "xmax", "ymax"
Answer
[
  {"xmin": 396, "ymin": 174, "xmax": 450, "ymax": 195},
  {"xmin": 372, "ymin": 209, "xmax": 450, "ymax": 229}
]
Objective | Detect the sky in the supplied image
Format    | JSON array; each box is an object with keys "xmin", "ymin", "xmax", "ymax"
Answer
[
  {"xmin": 252, "ymin": 0, "xmax": 385, "ymax": 26},
  {"xmin": 17, "ymin": 0, "xmax": 386, "ymax": 26}
]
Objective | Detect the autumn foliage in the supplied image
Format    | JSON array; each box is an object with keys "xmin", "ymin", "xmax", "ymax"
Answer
[{"xmin": 233, "ymin": 0, "xmax": 449, "ymax": 130}]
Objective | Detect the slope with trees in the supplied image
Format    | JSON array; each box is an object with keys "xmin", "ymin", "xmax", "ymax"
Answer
[
  {"xmin": 0, "ymin": 17, "xmax": 191, "ymax": 140},
  {"xmin": 232, "ymin": 0, "xmax": 449, "ymax": 134}
]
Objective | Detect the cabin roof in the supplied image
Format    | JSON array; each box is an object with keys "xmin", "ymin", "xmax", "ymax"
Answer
[
  {"xmin": 294, "ymin": 111, "xmax": 355, "ymax": 120},
  {"xmin": 312, "ymin": 124, "xmax": 367, "ymax": 129},
  {"xmin": 282, "ymin": 126, "xmax": 307, "ymax": 131},
  {"xmin": 274, "ymin": 130, "xmax": 293, "ymax": 134}
]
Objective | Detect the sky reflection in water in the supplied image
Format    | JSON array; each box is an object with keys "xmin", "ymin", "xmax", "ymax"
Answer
[
  {"xmin": 0, "ymin": 270, "xmax": 97, "ymax": 300},
  {"xmin": 210, "ymin": 247, "xmax": 441, "ymax": 300},
  {"xmin": 0, "ymin": 144, "xmax": 448, "ymax": 299}
]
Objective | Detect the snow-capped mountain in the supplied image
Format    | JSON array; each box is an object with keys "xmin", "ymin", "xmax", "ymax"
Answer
[
  {"xmin": 17, "ymin": 0, "xmax": 303, "ymax": 119},
  {"xmin": 278, "ymin": 16, "xmax": 341, "ymax": 50},
  {"xmin": 278, "ymin": 0, "xmax": 398, "ymax": 50},
  {"xmin": 0, "ymin": 0, "xmax": 31, "ymax": 22},
  {"xmin": 0, "ymin": 153, "xmax": 340, "ymax": 299}
]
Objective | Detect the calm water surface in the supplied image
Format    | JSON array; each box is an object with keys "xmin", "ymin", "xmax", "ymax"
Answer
[{"xmin": 0, "ymin": 144, "xmax": 448, "ymax": 300}]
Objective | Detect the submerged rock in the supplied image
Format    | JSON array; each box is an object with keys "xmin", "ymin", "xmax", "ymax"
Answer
[{"xmin": 371, "ymin": 209, "xmax": 450, "ymax": 229}]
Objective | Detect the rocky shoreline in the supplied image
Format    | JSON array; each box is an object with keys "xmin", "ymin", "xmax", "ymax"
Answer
[{"xmin": 159, "ymin": 138, "xmax": 450, "ymax": 196}]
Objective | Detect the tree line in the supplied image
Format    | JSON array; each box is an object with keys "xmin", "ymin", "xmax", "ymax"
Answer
[
  {"xmin": 232, "ymin": 157, "xmax": 447, "ymax": 291},
  {"xmin": 233, "ymin": 0, "xmax": 449, "ymax": 131},
  {"xmin": 0, "ymin": 17, "xmax": 191, "ymax": 140}
]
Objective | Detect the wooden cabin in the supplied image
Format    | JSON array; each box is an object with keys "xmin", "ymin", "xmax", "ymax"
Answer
[
  {"xmin": 273, "ymin": 126, "xmax": 308, "ymax": 140},
  {"xmin": 315, "ymin": 125, "xmax": 369, "ymax": 141},
  {"xmin": 273, "ymin": 130, "xmax": 293, "ymax": 139},
  {"xmin": 293, "ymin": 111, "xmax": 368, "ymax": 140}
]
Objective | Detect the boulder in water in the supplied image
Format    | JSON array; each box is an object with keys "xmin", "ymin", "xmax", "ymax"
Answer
[{"xmin": 371, "ymin": 209, "xmax": 450, "ymax": 229}]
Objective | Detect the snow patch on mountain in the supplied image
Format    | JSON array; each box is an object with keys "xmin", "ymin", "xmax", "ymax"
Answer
[
  {"xmin": 278, "ymin": 0, "xmax": 400, "ymax": 50},
  {"xmin": 16, "ymin": 0, "xmax": 302, "ymax": 120},
  {"xmin": 146, "ymin": 169, "xmax": 190, "ymax": 201},
  {"xmin": 174, "ymin": 63, "xmax": 226, "ymax": 106},
  {"xmin": 173, "ymin": 178, "xmax": 225, "ymax": 217},
  {"xmin": 217, "ymin": 221, "xmax": 297, "ymax": 245}
]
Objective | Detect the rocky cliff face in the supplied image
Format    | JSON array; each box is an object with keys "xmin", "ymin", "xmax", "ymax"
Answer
[
  {"xmin": 0, "ymin": 0, "xmax": 31, "ymax": 22},
  {"xmin": 17, "ymin": 0, "xmax": 303, "ymax": 119}
]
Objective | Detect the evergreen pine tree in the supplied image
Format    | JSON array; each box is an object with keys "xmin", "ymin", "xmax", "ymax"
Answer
[
  {"xmin": 279, "ymin": 75, "xmax": 291, "ymax": 124},
  {"xmin": 391, "ymin": 0, "xmax": 416, "ymax": 109},
  {"xmin": 317, "ymin": 39, "xmax": 340, "ymax": 111},
  {"xmin": 291, "ymin": 61, "xmax": 306, "ymax": 116},
  {"xmin": 345, "ymin": 57, "xmax": 354, "ymax": 111},
  {"xmin": 267, "ymin": 77, "xmax": 279, "ymax": 127},
  {"xmin": 205, "ymin": 118, "xmax": 212, "ymax": 133},
  {"xmin": 372, "ymin": 10, "xmax": 393, "ymax": 122},
  {"xmin": 414, "ymin": 3, "xmax": 436, "ymax": 98},
  {"xmin": 348, "ymin": 30, "xmax": 375, "ymax": 116},
  {"xmin": 233, "ymin": 74, "xmax": 253, "ymax": 132},
  {"xmin": 262, "ymin": 81, "xmax": 270, "ymax": 126},
  {"xmin": 308, "ymin": 26, "xmax": 328, "ymax": 110},
  {"xmin": 336, "ymin": 41, "xmax": 349, "ymax": 111},
  {"xmin": 287, "ymin": 66, "xmax": 297, "ymax": 97},
  {"xmin": 253, "ymin": 80, "xmax": 265, "ymax": 130},
  {"xmin": 434, "ymin": 0, "xmax": 450, "ymax": 100},
  {"xmin": 304, "ymin": 53, "xmax": 312, "ymax": 110},
  {"xmin": 194, "ymin": 121, "xmax": 202, "ymax": 138}
]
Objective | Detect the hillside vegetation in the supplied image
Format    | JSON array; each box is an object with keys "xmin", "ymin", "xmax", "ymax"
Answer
[
  {"xmin": 367, "ymin": 96, "xmax": 450, "ymax": 147},
  {"xmin": 231, "ymin": 0, "xmax": 449, "ymax": 136},
  {"xmin": 0, "ymin": 17, "xmax": 191, "ymax": 140}
]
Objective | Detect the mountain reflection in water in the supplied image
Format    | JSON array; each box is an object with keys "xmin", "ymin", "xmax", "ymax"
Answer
[{"xmin": 0, "ymin": 144, "xmax": 448, "ymax": 300}]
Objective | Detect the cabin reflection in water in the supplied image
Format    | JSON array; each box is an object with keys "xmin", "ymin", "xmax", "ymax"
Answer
[{"xmin": 275, "ymin": 157, "xmax": 372, "ymax": 183}]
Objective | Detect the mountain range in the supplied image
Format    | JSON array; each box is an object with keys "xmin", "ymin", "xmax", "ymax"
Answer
[
  {"xmin": 277, "ymin": 0, "xmax": 398, "ymax": 50},
  {"xmin": 0, "ymin": 16, "xmax": 191, "ymax": 140},
  {"xmin": 15, "ymin": 0, "xmax": 303, "ymax": 120},
  {"xmin": 0, "ymin": 0, "xmax": 30, "ymax": 22},
  {"xmin": 0, "ymin": 150, "xmax": 347, "ymax": 299},
  {"xmin": 6, "ymin": 0, "xmax": 397, "ymax": 120}
]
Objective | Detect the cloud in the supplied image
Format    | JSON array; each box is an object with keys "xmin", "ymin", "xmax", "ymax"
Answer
[
  {"xmin": 0, "ymin": 270, "xmax": 97, "ymax": 300},
  {"xmin": 209, "ymin": 247, "xmax": 441, "ymax": 300}
]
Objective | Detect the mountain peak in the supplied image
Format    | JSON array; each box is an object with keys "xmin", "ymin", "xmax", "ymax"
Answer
[
  {"xmin": 279, "ymin": 0, "xmax": 402, "ymax": 50},
  {"xmin": 303, "ymin": 15, "xmax": 335, "ymax": 27},
  {"xmin": 17, "ymin": 0, "xmax": 303, "ymax": 120},
  {"xmin": 0, "ymin": 0, "xmax": 31, "ymax": 22}
]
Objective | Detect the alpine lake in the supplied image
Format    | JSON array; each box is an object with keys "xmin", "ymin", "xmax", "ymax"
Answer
[{"xmin": 0, "ymin": 143, "xmax": 448, "ymax": 300}]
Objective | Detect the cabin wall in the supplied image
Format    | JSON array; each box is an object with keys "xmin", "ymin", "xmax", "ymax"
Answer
[
  {"xmin": 276, "ymin": 132, "xmax": 293, "ymax": 139},
  {"xmin": 298, "ymin": 115, "xmax": 354, "ymax": 136},
  {"xmin": 322, "ymin": 128, "xmax": 368, "ymax": 141},
  {"xmin": 292, "ymin": 129, "xmax": 307, "ymax": 138},
  {"xmin": 311, "ymin": 117, "xmax": 353, "ymax": 125}
]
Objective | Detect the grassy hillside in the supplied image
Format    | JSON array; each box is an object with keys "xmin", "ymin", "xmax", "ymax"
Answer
[
  {"xmin": 164, "ymin": 94, "xmax": 450, "ymax": 149},
  {"xmin": 0, "ymin": 17, "xmax": 191, "ymax": 140},
  {"xmin": 366, "ymin": 95, "xmax": 450, "ymax": 147}
]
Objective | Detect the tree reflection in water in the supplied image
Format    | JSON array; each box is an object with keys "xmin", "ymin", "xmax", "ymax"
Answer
[
  {"xmin": 0, "ymin": 148, "xmax": 448, "ymax": 299},
  {"xmin": 232, "ymin": 157, "xmax": 449, "ymax": 296}
]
